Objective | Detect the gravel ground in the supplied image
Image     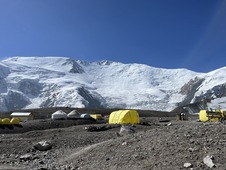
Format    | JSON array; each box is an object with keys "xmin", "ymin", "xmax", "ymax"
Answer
[{"xmin": 0, "ymin": 118, "xmax": 226, "ymax": 170}]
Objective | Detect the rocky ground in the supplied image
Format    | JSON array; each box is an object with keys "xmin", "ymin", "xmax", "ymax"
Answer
[{"xmin": 0, "ymin": 117, "xmax": 226, "ymax": 170}]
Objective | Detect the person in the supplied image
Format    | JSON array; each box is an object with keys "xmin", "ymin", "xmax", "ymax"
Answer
[
  {"xmin": 176, "ymin": 113, "xmax": 181, "ymax": 121},
  {"xmin": 181, "ymin": 112, "xmax": 185, "ymax": 120}
]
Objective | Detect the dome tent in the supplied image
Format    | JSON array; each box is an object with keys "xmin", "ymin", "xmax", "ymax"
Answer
[
  {"xmin": 10, "ymin": 118, "xmax": 20, "ymax": 125},
  {"xmin": 51, "ymin": 110, "xmax": 67, "ymax": 120},
  {"xmin": 90, "ymin": 114, "xmax": 103, "ymax": 120},
  {"xmin": 2, "ymin": 118, "xmax": 11, "ymax": 125},
  {"xmin": 109, "ymin": 110, "xmax": 140, "ymax": 125},
  {"xmin": 67, "ymin": 110, "xmax": 80, "ymax": 119},
  {"xmin": 80, "ymin": 113, "xmax": 91, "ymax": 119}
]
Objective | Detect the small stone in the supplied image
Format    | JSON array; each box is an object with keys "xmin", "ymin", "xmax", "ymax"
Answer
[
  {"xmin": 39, "ymin": 160, "xmax": 45, "ymax": 164},
  {"xmin": 38, "ymin": 167, "xmax": 48, "ymax": 170},
  {"xmin": 188, "ymin": 148, "xmax": 194, "ymax": 152},
  {"xmin": 122, "ymin": 142, "xmax": 127, "ymax": 145},
  {"xmin": 184, "ymin": 162, "xmax": 192, "ymax": 168},
  {"xmin": 167, "ymin": 123, "xmax": 172, "ymax": 126},
  {"xmin": 19, "ymin": 154, "xmax": 32, "ymax": 161},
  {"xmin": 203, "ymin": 155, "xmax": 215, "ymax": 168}
]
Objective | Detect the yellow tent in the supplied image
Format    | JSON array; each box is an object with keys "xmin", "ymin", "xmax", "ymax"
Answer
[
  {"xmin": 10, "ymin": 118, "xmax": 20, "ymax": 125},
  {"xmin": 199, "ymin": 110, "xmax": 224, "ymax": 122},
  {"xmin": 2, "ymin": 118, "xmax": 11, "ymax": 125},
  {"xmin": 90, "ymin": 114, "xmax": 103, "ymax": 120},
  {"xmin": 108, "ymin": 110, "xmax": 140, "ymax": 124}
]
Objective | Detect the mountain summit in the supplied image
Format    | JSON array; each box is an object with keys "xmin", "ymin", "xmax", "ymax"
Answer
[{"xmin": 0, "ymin": 56, "xmax": 226, "ymax": 112}]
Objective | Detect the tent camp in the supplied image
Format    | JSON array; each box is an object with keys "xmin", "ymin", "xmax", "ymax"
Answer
[
  {"xmin": 67, "ymin": 110, "xmax": 80, "ymax": 119},
  {"xmin": 199, "ymin": 109, "xmax": 224, "ymax": 122},
  {"xmin": 108, "ymin": 110, "xmax": 140, "ymax": 125},
  {"xmin": 51, "ymin": 110, "xmax": 67, "ymax": 120}
]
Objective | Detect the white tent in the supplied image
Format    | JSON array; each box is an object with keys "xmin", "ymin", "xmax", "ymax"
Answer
[
  {"xmin": 51, "ymin": 110, "xmax": 67, "ymax": 120},
  {"xmin": 80, "ymin": 113, "xmax": 91, "ymax": 119},
  {"xmin": 67, "ymin": 110, "xmax": 80, "ymax": 119}
]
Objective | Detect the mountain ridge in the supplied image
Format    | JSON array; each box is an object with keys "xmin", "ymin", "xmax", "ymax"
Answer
[{"xmin": 1, "ymin": 56, "xmax": 226, "ymax": 112}]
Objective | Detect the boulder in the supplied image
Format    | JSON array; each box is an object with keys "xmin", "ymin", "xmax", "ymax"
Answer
[
  {"xmin": 34, "ymin": 141, "xmax": 52, "ymax": 151},
  {"xmin": 118, "ymin": 125, "xmax": 136, "ymax": 136}
]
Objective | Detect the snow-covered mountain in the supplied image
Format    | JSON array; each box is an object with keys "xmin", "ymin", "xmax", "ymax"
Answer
[{"xmin": 1, "ymin": 56, "xmax": 226, "ymax": 112}]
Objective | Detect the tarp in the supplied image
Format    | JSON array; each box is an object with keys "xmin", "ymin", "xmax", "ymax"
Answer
[
  {"xmin": 199, "ymin": 110, "xmax": 223, "ymax": 122},
  {"xmin": 108, "ymin": 110, "xmax": 140, "ymax": 124},
  {"xmin": 11, "ymin": 112, "xmax": 34, "ymax": 122},
  {"xmin": 11, "ymin": 112, "xmax": 32, "ymax": 116}
]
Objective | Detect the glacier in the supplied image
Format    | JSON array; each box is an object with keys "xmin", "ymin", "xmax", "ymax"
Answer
[{"xmin": 0, "ymin": 56, "xmax": 226, "ymax": 112}]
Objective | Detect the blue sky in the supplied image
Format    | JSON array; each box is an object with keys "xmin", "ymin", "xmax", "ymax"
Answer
[{"xmin": 0, "ymin": 0, "xmax": 226, "ymax": 72}]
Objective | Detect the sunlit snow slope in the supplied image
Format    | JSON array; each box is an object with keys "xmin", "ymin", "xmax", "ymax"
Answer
[{"xmin": 0, "ymin": 56, "xmax": 226, "ymax": 112}]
